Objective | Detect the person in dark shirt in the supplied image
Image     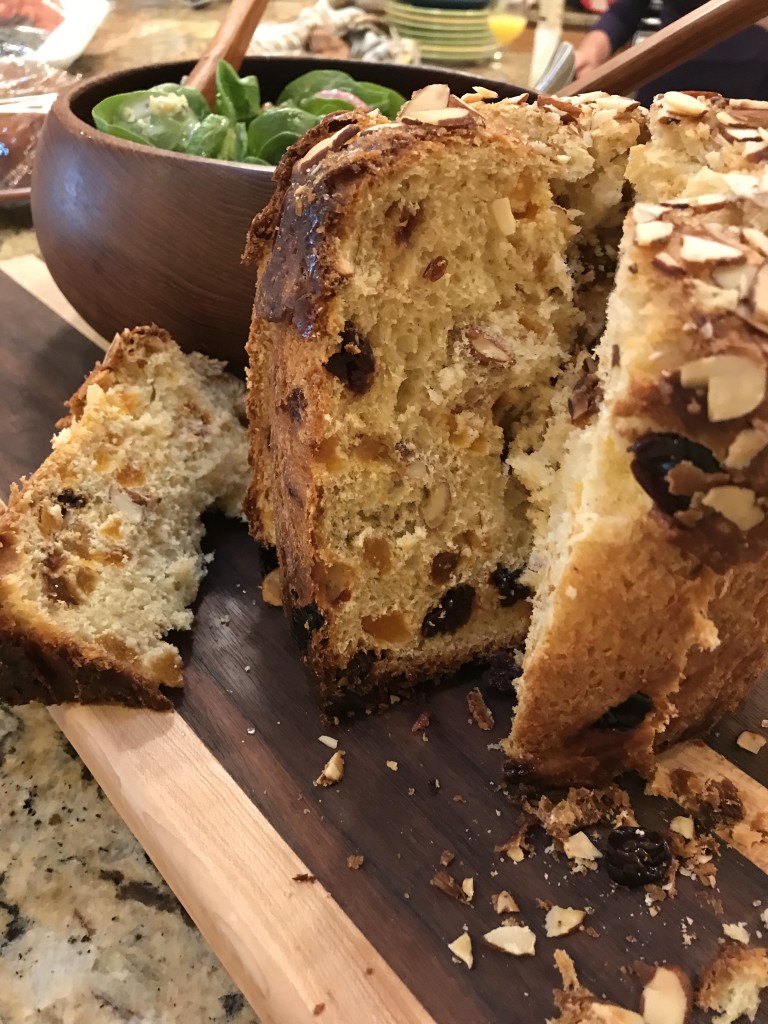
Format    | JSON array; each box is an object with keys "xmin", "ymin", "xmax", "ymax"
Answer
[{"xmin": 574, "ymin": 0, "xmax": 768, "ymax": 106}]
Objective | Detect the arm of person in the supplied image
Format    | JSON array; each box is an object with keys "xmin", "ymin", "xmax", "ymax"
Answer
[{"xmin": 574, "ymin": 0, "xmax": 652, "ymax": 77}]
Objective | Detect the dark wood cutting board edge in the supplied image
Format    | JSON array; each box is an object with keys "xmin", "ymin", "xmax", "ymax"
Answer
[{"xmin": 1, "ymin": 267, "xmax": 767, "ymax": 1024}]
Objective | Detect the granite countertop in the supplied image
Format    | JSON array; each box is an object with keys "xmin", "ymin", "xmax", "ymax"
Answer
[
  {"xmin": 0, "ymin": 706, "xmax": 258, "ymax": 1023},
  {"xmin": 0, "ymin": 3, "xmax": 541, "ymax": 1019}
]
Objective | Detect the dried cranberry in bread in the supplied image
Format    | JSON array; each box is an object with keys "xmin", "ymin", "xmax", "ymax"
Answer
[{"xmin": 0, "ymin": 327, "xmax": 247, "ymax": 709}]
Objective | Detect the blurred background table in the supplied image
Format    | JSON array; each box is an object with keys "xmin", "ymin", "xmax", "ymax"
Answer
[{"xmin": 0, "ymin": 0, "xmax": 594, "ymax": 261}]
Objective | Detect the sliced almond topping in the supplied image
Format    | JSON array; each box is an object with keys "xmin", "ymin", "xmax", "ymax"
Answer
[
  {"xmin": 712, "ymin": 262, "xmax": 757, "ymax": 295},
  {"xmin": 722, "ymin": 921, "xmax": 750, "ymax": 944},
  {"xmin": 461, "ymin": 85, "xmax": 499, "ymax": 103},
  {"xmin": 702, "ymin": 486, "xmax": 765, "ymax": 530},
  {"xmin": 640, "ymin": 965, "xmax": 693, "ymax": 1024},
  {"xmin": 261, "ymin": 567, "xmax": 283, "ymax": 607},
  {"xmin": 742, "ymin": 228, "xmax": 768, "ymax": 258},
  {"xmin": 745, "ymin": 142, "xmax": 768, "ymax": 162},
  {"xmin": 588, "ymin": 1005, "xmax": 644, "ymax": 1024},
  {"xmin": 670, "ymin": 816, "xmax": 696, "ymax": 839},
  {"xmin": 447, "ymin": 94, "xmax": 475, "ymax": 113},
  {"xmin": 544, "ymin": 906, "xmax": 585, "ymax": 937},
  {"xmin": 402, "ymin": 83, "xmax": 450, "ymax": 115},
  {"xmin": 748, "ymin": 263, "xmax": 768, "ymax": 324},
  {"xmin": 401, "ymin": 107, "xmax": 476, "ymax": 127},
  {"xmin": 358, "ymin": 122, "xmax": 400, "ymax": 136},
  {"xmin": 725, "ymin": 127, "xmax": 763, "ymax": 142},
  {"xmin": 330, "ymin": 124, "xmax": 360, "ymax": 150},
  {"xmin": 447, "ymin": 932, "xmax": 473, "ymax": 968},
  {"xmin": 663, "ymin": 91, "xmax": 709, "ymax": 117},
  {"xmin": 634, "ymin": 203, "xmax": 668, "ymax": 223},
  {"xmin": 720, "ymin": 172, "xmax": 761, "ymax": 197},
  {"xmin": 490, "ymin": 196, "xmax": 517, "ymax": 237},
  {"xmin": 386, "ymin": 759, "xmax": 398, "ymax": 771},
  {"xmin": 318, "ymin": 734, "xmax": 338, "ymax": 750},
  {"xmin": 717, "ymin": 110, "xmax": 745, "ymax": 127},
  {"xmin": 483, "ymin": 924, "xmax": 536, "ymax": 956},
  {"xmin": 562, "ymin": 831, "xmax": 602, "ymax": 861},
  {"xmin": 466, "ymin": 326, "xmax": 514, "ymax": 365},
  {"xmin": 421, "ymin": 481, "xmax": 451, "ymax": 529},
  {"xmin": 492, "ymin": 890, "xmax": 519, "ymax": 914},
  {"xmin": 635, "ymin": 221, "xmax": 674, "ymax": 246},
  {"xmin": 314, "ymin": 749, "xmax": 345, "ymax": 787},
  {"xmin": 652, "ymin": 252, "xmax": 686, "ymax": 276},
  {"xmin": 726, "ymin": 425, "xmax": 768, "ymax": 469},
  {"xmin": 679, "ymin": 234, "xmax": 746, "ymax": 265},
  {"xmin": 687, "ymin": 193, "xmax": 729, "ymax": 210},
  {"xmin": 730, "ymin": 98, "xmax": 768, "ymax": 110},
  {"xmin": 461, "ymin": 877, "xmax": 475, "ymax": 901},
  {"xmin": 679, "ymin": 354, "xmax": 766, "ymax": 421},
  {"xmin": 295, "ymin": 135, "xmax": 336, "ymax": 174},
  {"xmin": 736, "ymin": 730, "xmax": 767, "ymax": 753}
]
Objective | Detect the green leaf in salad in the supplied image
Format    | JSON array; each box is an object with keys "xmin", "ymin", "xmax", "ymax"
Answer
[
  {"xmin": 92, "ymin": 89, "xmax": 198, "ymax": 151},
  {"xmin": 149, "ymin": 82, "xmax": 211, "ymax": 120},
  {"xmin": 92, "ymin": 62, "xmax": 404, "ymax": 166},
  {"xmin": 215, "ymin": 59, "xmax": 261, "ymax": 123},
  {"xmin": 347, "ymin": 81, "xmax": 404, "ymax": 119},
  {"xmin": 247, "ymin": 106, "xmax": 318, "ymax": 161},
  {"xmin": 299, "ymin": 97, "xmax": 357, "ymax": 118},
  {"xmin": 185, "ymin": 113, "xmax": 230, "ymax": 158},
  {"xmin": 276, "ymin": 69, "xmax": 359, "ymax": 106}
]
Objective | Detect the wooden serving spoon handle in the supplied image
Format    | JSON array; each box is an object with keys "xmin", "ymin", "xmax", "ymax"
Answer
[
  {"xmin": 185, "ymin": 0, "xmax": 270, "ymax": 106},
  {"xmin": 560, "ymin": 0, "xmax": 768, "ymax": 97}
]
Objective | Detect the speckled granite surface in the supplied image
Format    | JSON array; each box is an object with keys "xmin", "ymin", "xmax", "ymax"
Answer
[{"xmin": 0, "ymin": 704, "xmax": 259, "ymax": 1024}]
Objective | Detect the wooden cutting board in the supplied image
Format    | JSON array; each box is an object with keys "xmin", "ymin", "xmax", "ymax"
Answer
[{"xmin": 2, "ymin": 259, "xmax": 767, "ymax": 1024}]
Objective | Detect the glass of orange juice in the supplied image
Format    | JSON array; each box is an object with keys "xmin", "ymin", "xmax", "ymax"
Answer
[{"xmin": 488, "ymin": 4, "xmax": 528, "ymax": 47}]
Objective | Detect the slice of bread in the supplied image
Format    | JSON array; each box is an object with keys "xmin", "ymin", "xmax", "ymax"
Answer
[
  {"xmin": 246, "ymin": 86, "xmax": 768, "ymax": 781},
  {"xmin": 244, "ymin": 93, "xmax": 642, "ymax": 711},
  {"xmin": 697, "ymin": 944, "xmax": 768, "ymax": 1024},
  {"xmin": 505, "ymin": 187, "xmax": 768, "ymax": 781},
  {"xmin": 0, "ymin": 326, "xmax": 247, "ymax": 709}
]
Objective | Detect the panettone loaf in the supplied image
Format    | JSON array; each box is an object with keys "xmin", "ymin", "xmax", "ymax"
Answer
[
  {"xmin": 247, "ymin": 97, "xmax": 591, "ymax": 708},
  {"xmin": 247, "ymin": 85, "xmax": 768, "ymax": 782},
  {"xmin": 505, "ymin": 184, "xmax": 768, "ymax": 782},
  {"xmin": 0, "ymin": 327, "xmax": 247, "ymax": 709},
  {"xmin": 244, "ymin": 90, "xmax": 644, "ymax": 710}
]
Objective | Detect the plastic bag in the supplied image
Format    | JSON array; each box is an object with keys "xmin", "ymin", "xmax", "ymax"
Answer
[
  {"xmin": 0, "ymin": 55, "xmax": 74, "ymax": 193},
  {"xmin": 0, "ymin": 1, "xmax": 65, "ymax": 59}
]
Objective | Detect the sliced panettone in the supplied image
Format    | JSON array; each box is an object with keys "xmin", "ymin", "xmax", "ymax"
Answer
[
  {"xmin": 244, "ymin": 90, "xmax": 644, "ymax": 712},
  {"xmin": 505, "ymin": 188, "xmax": 768, "ymax": 781},
  {"xmin": 0, "ymin": 326, "xmax": 247, "ymax": 709},
  {"xmin": 697, "ymin": 944, "xmax": 768, "ymax": 1024}
]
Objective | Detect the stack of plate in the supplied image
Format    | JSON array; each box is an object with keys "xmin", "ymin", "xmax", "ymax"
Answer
[{"xmin": 387, "ymin": 0, "xmax": 498, "ymax": 65}]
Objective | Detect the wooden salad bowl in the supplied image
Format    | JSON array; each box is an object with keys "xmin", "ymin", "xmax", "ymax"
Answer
[{"xmin": 32, "ymin": 57, "xmax": 527, "ymax": 373}]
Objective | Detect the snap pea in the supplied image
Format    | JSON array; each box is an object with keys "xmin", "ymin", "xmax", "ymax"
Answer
[{"xmin": 92, "ymin": 59, "xmax": 406, "ymax": 167}]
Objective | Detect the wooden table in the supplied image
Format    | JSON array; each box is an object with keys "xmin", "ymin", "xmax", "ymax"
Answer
[{"xmin": 2, "ymin": 257, "xmax": 767, "ymax": 1023}]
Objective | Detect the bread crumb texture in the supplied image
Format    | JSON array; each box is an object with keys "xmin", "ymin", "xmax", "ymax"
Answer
[{"xmin": 0, "ymin": 326, "xmax": 247, "ymax": 706}]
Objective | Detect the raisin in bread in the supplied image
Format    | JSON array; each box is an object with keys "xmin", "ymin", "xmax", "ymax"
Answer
[
  {"xmin": 0, "ymin": 327, "xmax": 247, "ymax": 709},
  {"xmin": 506, "ymin": 180, "xmax": 768, "ymax": 782},
  {"xmin": 244, "ymin": 89, "xmax": 642, "ymax": 709}
]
